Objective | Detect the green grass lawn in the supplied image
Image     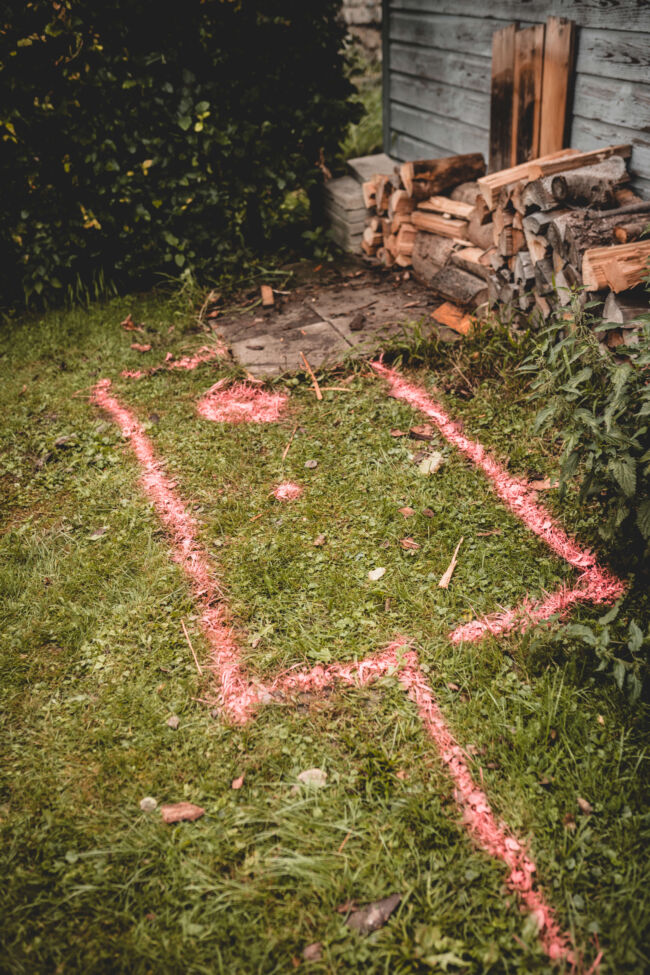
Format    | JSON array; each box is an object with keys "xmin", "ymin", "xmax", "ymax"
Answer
[{"xmin": 1, "ymin": 291, "xmax": 649, "ymax": 973}]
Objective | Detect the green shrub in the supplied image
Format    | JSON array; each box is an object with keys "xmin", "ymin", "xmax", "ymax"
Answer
[
  {"xmin": 1, "ymin": 0, "xmax": 359, "ymax": 307},
  {"xmin": 521, "ymin": 293, "xmax": 650, "ymax": 558}
]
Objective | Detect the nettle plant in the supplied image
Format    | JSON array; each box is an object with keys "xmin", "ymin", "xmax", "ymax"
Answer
[{"xmin": 522, "ymin": 289, "xmax": 650, "ymax": 556}]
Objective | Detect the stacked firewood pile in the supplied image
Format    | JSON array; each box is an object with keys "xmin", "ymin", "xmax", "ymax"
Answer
[{"xmin": 361, "ymin": 147, "xmax": 650, "ymax": 345}]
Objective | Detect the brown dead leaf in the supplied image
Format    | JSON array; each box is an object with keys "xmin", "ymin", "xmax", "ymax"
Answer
[
  {"xmin": 302, "ymin": 943, "xmax": 322, "ymax": 962},
  {"xmin": 447, "ymin": 682, "xmax": 460, "ymax": 692},
  {"xmin": 121, "ymin": 313, "xmax": 144, "ymax": 333},
  {"xmin": 409, "ymin": 424, "xmax": 436, "ymax": 441},
  {"xmin": 313, "ymin": 533, "xmax": 326, "ymax": 547},
  {"xmin": 390, "ymin": 429, "xmax": 407, "ymax": 438},
  {"xmin": 336, "ymin": 899, "xmax": 357, "ymax": 914},
  {"xmin": 529, "ymin": 477, "xmax": 559, "ymax": 491},
  {"xmin": 422, "ymin": 508, "xmax": 434, "ymax": 518},
  {"xmin": 131, "ymin": 342, "xmax": 152, "ymax": 352},
  {"xmin": 400, "ymin": 537, "xmax": 420, "ymax": 551},
  {"xmin": 438, "ymin": 537, "xmax": 463, "ymax": 589},
  {"xmin": 396, "ymin": 770, "xmax": 408, "ymax": 780},
  {"xmin": 231, "ymin": 774, "xmax": 245, "ymax": 790},
  {"xmin": 346, "ymin": 893, "xmax": 402, "ymax": 935},
  {"xmin": 398, "ymin": 506, "xmax": 415, "ymax": 518},
  {"xmin": 563, "ymin": 813, "xmax": 576, "ymax": 832},
  {"xmin": 577, "ymin": 797, "xmax": 593, "ymax": 815},
  {"xmin": 160, "ymin": 802, "xmax": 205, "ymax": 824}
]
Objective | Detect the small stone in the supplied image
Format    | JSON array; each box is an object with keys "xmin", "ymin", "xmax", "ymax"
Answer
[
  {"xmin": 305, "ymin": 459, "xmax": 318, "ymax": 469},
  {"xmin": 313, "ymin": 533, "xmax": 326, "ymax": 546},
  {"xmin": 139, "ymin": 796, "xmax": 158, "ymax": 813},
  {"xmin": 297, "ymin": 768, "xmax": 327, "ymax": 788},
  {"xmin": 368, "ymin": 567, "xmax": 386, "ymax": 581},
  {"xmin": 302, "ymin": 943, "xmax": 323, "ymax": 962},
  {"xmin": 166, "ymin": 715, "xmax": 180, "ymax": 730}
]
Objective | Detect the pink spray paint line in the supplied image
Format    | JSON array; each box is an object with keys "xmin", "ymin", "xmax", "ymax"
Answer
[
  {"xmin": 92, "ymin": 379, "xmax": 574, "ymax": 963},
  {"xmin": 371, "ymin": 361, "xmax": 625, "ymax": 642},
  {"xmin": 121, "ymin": 344, "xmax": 227, "ymax": 381},
  {"xmin": 197, "ymin": 380, "xmax": 288, "ymax": 424}
]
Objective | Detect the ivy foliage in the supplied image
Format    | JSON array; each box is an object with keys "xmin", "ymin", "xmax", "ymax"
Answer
[{"xmin": 1, "ymin": 0, "xmax": 358, "ymax": 306}]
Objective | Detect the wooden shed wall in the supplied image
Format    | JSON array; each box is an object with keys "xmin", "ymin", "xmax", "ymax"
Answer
[{"xmin": 382, "ymin": 0, "xmax": 650, "ymax": 197}]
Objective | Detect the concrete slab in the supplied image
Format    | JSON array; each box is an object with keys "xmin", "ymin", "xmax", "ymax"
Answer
[
  {"xmin": 347, "ymin": 153, "xmax": 398, "ymax": 183},
  {"xmin": 231, "ymin": 321, "xmax": 353, "ymax": 377}
]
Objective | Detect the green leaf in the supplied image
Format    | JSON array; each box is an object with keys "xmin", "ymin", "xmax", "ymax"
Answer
[
  {"xmin": 637, "ymin": 498, "xmax": 650, "ymax": 539},
  {"xmin": 609, "ymin": 457, "xmax": 636, "ymax": 497},
  {"xmin": 612, "ymin": 658, "xmax": 626, "ymax": 691},
  {"xmin": 178, "ymin": 116, "xmax": 192, "ymax": 131},
  {"xmin": 628, "ymin": 621, "xmax": 644, "ymax": 654}
]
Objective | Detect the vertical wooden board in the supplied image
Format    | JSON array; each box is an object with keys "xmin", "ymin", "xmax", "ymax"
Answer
[
  {"xmin": 511, "ymin": 24, "xmax": 546, "ymax": 165},
  {"xmin": 489, "ymin": 23, "xmax": 517, "ymax": 173},
  {"xmin": 539, "ymin": 17, "xmax": 576, "ymax": 156}
]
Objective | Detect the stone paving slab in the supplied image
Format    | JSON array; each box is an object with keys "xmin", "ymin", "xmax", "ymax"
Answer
[{"xmin": 214, "ymin": 262, "xmax": 456, "ymax": 378}]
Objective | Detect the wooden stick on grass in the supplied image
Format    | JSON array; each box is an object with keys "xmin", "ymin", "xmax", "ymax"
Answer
[
  {"xmin": 438, "ymin": 537, "xmax": 464, "ymax": 589},
  {"xmin": 282, "ymin": 423, "xmax": 299, "ymax": 462},
  {"xmin": 300, "ymin": 352, "xmax": 323, "ymax": 401},
  {"xmin": 181, "ymin": 618, "xmax": 203, "ymax": 676}
]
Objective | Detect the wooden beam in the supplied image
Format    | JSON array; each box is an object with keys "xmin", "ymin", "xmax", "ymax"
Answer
[
  {"xmin": 489, "ymin": 23, "xmax": 517, "ymax": 173},
  {"xmin": 539, "ymin": 16, "xmax": 576, "ymax": 156},
  {"xmin": 511, "ymin": 24, "xmax": 546, "ymax": 165}
]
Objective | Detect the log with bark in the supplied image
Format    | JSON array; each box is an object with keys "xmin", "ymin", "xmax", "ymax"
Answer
[
  {"xmin": 411, "ymin": 232, "xmax": 456, "ymax": 284},
  {"xmin": 582, "ymin": 240, "xmax": 650, "ymax": 292},
  {"xmin": 400, "ymin": 153, "xmax": 486, "ymax": 202}
]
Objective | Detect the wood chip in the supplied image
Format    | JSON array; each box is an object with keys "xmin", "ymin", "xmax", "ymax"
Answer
[
  {"xmin": 438, "ymin": 537, "xmax": 464, "ymax": 589},
  {"xmin": 400, "ymin": 537, "xmax": 420, "ymax": 550},
  {"xmin": 160, "ymin": 802, "xmax": 205, "ymax": 824},
  {"xmin": 260, "ymin": 284, "xmax": 274, "ymax": 307}
]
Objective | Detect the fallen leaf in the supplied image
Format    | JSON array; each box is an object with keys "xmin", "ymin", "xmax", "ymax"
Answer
[
  {"xmin": 297, "ymin": 768, "xmax": 327, "ymax": 788},
  {"xmin": 336, "ymin": 899, "xmax": 357, "ymax": 914},
  {"xmin": 303, "ymin": 943, "xmax": 322, "ymax": 962},
  {"xmin": 131, "ymin": 342, "xmax": 152, "ymax": 352},
  {"xmin": 563, "ymin": 813, "xmax": 576, "ymax": 831},
  {"xmin": 409, "ymin": 424, "xmax": 436, "ymax": 441},
  {"xmin": 418, "ymin": 452, "xmax": 444, "ymax": 475},
  {"xmin": 577, "ymin": 797, "xmax": 593, "ymax": 815},
  {"xmin": 597, "ymin": 714, "xmax": 605, "ymax": 726},
  {"xmin": 446, "ymin": 682, "xmax": 460, "ymax": 692},
  {"xmin": 313, "ymin": 533, "xmax": 326, "ymax": 547},
  {"xmin": 160, "ymin": 802, "xmax": 205, "ymax": 824},
  {"xmin": 166, "ymin": 714, "xmax": 180, "ymax": 730},
  {"xmin": 390, "ymin": 429, "xmax": 407, "ymax": 437},
  {"xmin": 396, "ymin": 770, "xmax": 408, "ymax": 780},
  {"xmin": 422, "ymin": 508, "xmax": 434, "ymax": 518},
  {"xmin": 368, "ymin": 567, "xmax": 386, "ymax": 582},
  {"xmin": 305, "ymin": 459, "xmax": 318, "ymax": 470},
  {"xmin": 121, "ymin": 313, "xmax": 144, "ymax": 333},
  {"xmin": 345, "ymin": 894, "xmax": 402, "ymax": 935},
  {"xmin": 88, "ymin": 526, "xmax": 108, "ymax": 540},
  {"xmin": 400, "ymin": 537, "xmax": 420, "ymax": 550},
  {"xmin": 529, "ymin": 477, "xmax": 559, "ymax": 491},
  {"xmin": 398, "ymin": 506, "xmax": 415, "ymax": 518},
  {"xmin": 139, "ymin": 796, "xmax": 158, "ymax": 812},
  {"xmin": 231, "ymin": 774, "xmax": 245, "ymax": 790}
]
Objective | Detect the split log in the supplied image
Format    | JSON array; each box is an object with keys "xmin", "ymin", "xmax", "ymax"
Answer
[
  {"xmin": 514, "ymin": 251, "xmax": 535, "ymax": 286},
  {"xmin": 526, "ymin": 143, "xmax": 631, "ymax": 180},
  {"xmin": 467, "ymin": 210, "xmax": 494, "ymax": 249},
  {"xmin": 451, "ymin": 246, "xmax": 492, "ymax": 281},
  {"xmin": 603, "ymin": 290, "xmax": 650, "ymax": 327},
  {"xmin": 388, "ymin": 189, "xmax": 415, "ymax": 220},
  {"xmin": 582, "ymin": 241, "xmax": 650, "ymax": 292},
  {"xmin": 523, "ymin": 227, "xmax": 548, "ymax": 264},
  {"xmin": 427, "ymin": 266, "xmax": 489, "ymax": 309},
  {"xmin": 559, "ymin": 204, "xmax": 650, "ymax": 267},
  {"xmin": 534, "ymin": 258, "xmax": 555, "ymax": 295},
  {"xmin": 521, "ymin": 175, "xmax": 557, "ymax": 211},
  {"xmin": 412, "ymin": 210, "xmax": 469, "ymax": 240},
  {"xmin": 431, "ymin": 301, "xmax": 473, "ymax": 334},
  {"xmin": 478, "ymin": 148, "xmax": 580, "ymax": 209},
  {"xmin": 417, "ymin": 196, "xmax": 474, "ymax": 220},
  {"xmin": 400, "ymin": 153, "xmax": 486, "ymax": 202},
  {"xmin": 396, "ymin": 223, "xmax": 416, "ymax": 257},
  {"xmin": 615, "ymin": 187, "xmax": 644, "ymax": 207},
  {"xmin": 550, "ymin": 156, "xmax": 628, "ymax": 207},
  {"xmin": 449, "ymin": 181, "xmax": 481, "ymax": 205},
  {"xmin": 535, "ymin": 294, "xmax": 552, "ymax": 321},
  {"xmin": 411, "ymin": 233, "xmax": 456, "ymax": 285}
]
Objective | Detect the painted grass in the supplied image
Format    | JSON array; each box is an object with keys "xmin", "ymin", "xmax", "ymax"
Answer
[{"xmin": 1, "ymin": 293, "xmax": 649, "ymax": 973}]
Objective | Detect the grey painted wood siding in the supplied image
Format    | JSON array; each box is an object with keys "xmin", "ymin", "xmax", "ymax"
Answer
[{"xmin": 384, "ymin": 0, "xmax": 650, "ymax": 196}]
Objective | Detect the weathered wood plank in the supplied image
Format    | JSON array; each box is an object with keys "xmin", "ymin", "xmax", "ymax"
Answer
[
  {"xmin": 576, "ymin": 28, "xmax": 650, "ymax": 83},
  {"xmin": 572, "ymin": 74, "xmax": 650, "ymax": 132},
  {"xmin": 390, "ymin": 12, "xmax": 497, "ymax": 56},
  {"xmin": 391, "ymin": 132, "xmax": 459, "ymax": 164},
  {"xmin": 512, "ymin": 24, "xmax": 546, "ymax": 164},
  {"xmin": 489, "ymin": 24, "xmax": 517, "ymax": 173},
  {"xmin": 570, "ymin": 115, "xmax": 650, "ymax": 179},
  {"xmin": 539, "ymin": 16, "xmax": 576, "ymax": 156},
  {"xmin": 389, "ymin": 42, "xmax": 490, "ymax": 92},
  {"xmin": 388, "ymin": 0, "xmax": 650, "ymax": 32},
  {"xmin": 390, "ymin": 73, "xmax": 489, "ymax": 130},
  {"xmin": 391, "ymin": 103, "xmax": 489, "ymax": 158}
]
